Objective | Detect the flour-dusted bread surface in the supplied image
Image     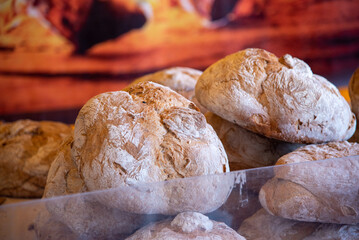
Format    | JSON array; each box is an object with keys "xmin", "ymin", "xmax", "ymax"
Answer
[
  {"xmin": 126, "ymin": 212, "xmax": 246, "ymax": 240},
  {"xmin": 126, "ymin": 67, "xmax": 207, "ymax": 113},
  {"xmin": 43, "ymin": 136, "xmax": 143, "ymax": 239},
  {"xmin": 238, "ymin": 208, "xmax": 359, "ymax": 240},
  {"xmin": 195, "ymin": 48, "xmax": 355, "ymax": 143},
  {"xmin": 206, "ymin": 112, "xmax": 302, "ymax": 170},
  {"xmin": 72, "ymin": 82, "xmax": 230, "ymax": 214},
  {"xmin": 0, "ymin": 120, "xmax": 72, "ymax": 198},
  {"xmin": 259, "ymin": 141, "xmax": 359, "ymax": 224}
]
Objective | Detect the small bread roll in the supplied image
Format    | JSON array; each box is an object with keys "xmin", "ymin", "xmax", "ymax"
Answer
[
  {"xmin": 195, "ymin": 48, "xmax": 355, "ymax": 143},
  {"xmin": 238, "ymin": 208, "xmax": 359, "ymax": 240},
  {"xmin": 0, "ymin": 120, "xmax": 72, "ymax": 198},
  {"xmin": 206, "ymin": 112, "xmax": 302, "ymax": 170},
  {"xmin": 126, "ymin": 212, "xmax": 246, "ymax": 240},
  {"xmin": 126, "ymin": 67, "xmax": 207, "ymax": 113},
  {"xmin": 259, "ymin": 141, "xmax": 359, "ymax": 224},
  {"xmin": 43, "ymin": 136, "xmax": 143, "ymax": 239},
  {"xmin": 72, "ymin": 82, "xmax": 231, "ymax": 214}
]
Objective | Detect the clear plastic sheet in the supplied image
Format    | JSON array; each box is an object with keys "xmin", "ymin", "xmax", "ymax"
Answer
[{"xmin": 1, "ymin": 155, "xmax": 358, "ymax": 239}]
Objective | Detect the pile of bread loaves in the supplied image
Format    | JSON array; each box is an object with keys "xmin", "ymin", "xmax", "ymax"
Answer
[{"xmin": 1, "ymin": 48, "xmax": 359, "ymax": 239}]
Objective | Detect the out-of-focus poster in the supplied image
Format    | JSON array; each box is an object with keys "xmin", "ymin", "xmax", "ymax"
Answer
[{"xmin": 1, "ymin": 0, "xmax": 359, "ymax": 122}]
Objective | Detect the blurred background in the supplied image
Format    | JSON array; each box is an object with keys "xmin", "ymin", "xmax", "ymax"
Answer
[{"xmin": 1, "ymin": 0, "xmax": 359, "ymax": 123}]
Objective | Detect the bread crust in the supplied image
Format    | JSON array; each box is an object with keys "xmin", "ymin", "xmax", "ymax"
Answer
[
  {"xmin": 43, "ymin": 136, "xmax": 143, "ymax": 238},
  {"xmin": 126, "ymin": 212, "xmax": 246, "ymax": 240},
  {"xmin": 0, "ymin": 120, "xmax": 72, "ymax": 198},
  {"xmin": 259, "ymin": 141, "xmax": 359, "ymax": 224},
  {"xmin": 126, "ymin": 67, "xmax": 207, "ymax": 113},
  {"xmin": 195, "ymin": 48, "xmax": 355, "ymax": 143},
  {"xmin": 72, "ymin": 82, "xmax": 230, "ymax": 214},
  {"xmin": 206, "ymin": 112, "xmax": 302, "ymax": 170},
  {"xmin": 238, "ymin": 208, "xmax": 359, "ymax": 240}
]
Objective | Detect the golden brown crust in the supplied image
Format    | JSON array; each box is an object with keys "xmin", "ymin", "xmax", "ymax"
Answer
[
  {"xmin": 0, "ymin": 120, "xmax": 72, "ymax": 198},
  {"xmin": 195, "ymin": 48, "xmax": 355, "ymax": 144},
  {"xmin": 72, "ymin": 82, "xmax": 230, "ymax": 214},
  {"xmin": 126, "ymin": 67, "xmax": 207, "ymax": 113}
]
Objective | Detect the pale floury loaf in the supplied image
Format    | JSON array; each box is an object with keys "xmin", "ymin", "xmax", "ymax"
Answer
[
  {"xmin": 0, "ymin": 120, "xmax": 72, "ymax": 198},
  {"xmin": 259, "ymin": 141, "xmax": 359, "ymax": 224},
  {"xmin": 206, "ymin": 112, "xmax": 302, "ymax": 170},
  {"xmin": 126, "ymin": 67, "xmax": 207, "ymax": 113},
  {"xmin": 238, "ymin": 208, "xmax": 359, "ymax": 240},
  {"xmin": 195, "ymin": 48, "xmax": 356, "ymax": 143},
  {"xmin": 42, "ymin": 136, "xmax": 143, "ymax": 239},
  {"xmin": 72, "ymin": 82, "xmax": 231, "ymax": 214},
  {"xmin": 126, "ymin": 212, "xmax": 247, "ymax": 240}
]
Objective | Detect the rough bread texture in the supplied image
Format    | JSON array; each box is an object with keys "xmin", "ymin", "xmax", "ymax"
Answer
[
  {"xmin": 259, "ymin": 141, "xmax": 359, "ymax": 224},
  {"xmin": 0, "ymin": 120, "xmax": 72, "ymax": 198},
  {"xmin": 238, "ymin": 208, "xmax": 359, "ymax": 240},
  {"xmin": 195, "ymin": 48, "xmax": 355, "ymax": 143},
  {"xmin": 206, "ymin": 112, "xmax": 303, "ymax": 170},
  {"xmin": 349, "ymin": 67, "xmax": 359, "ymax": 142},
  {"xmin": 126, "ymin": 67, "xmax": 207, "ymax": 113},
  {"xmin": 126, "ymin": 212, "xmax": 247, "ymax": 240},
  {"xmin": 43, "ymin": 136, "xmax": 143, "ymax": 239},
  {"xmin": 72, "ymin": 82, "xmax": 230, "ymax": 214}
]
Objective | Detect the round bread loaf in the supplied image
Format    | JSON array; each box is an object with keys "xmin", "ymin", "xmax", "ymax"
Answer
[
  {"xmin": 72, "ymin": 82, "xmax": 231, "ymax": 214},
  {"xmin": 206, "ymin": 112, "xmax": 302, "ymax": 170},
  {"xmin": 126, "ymin": 212, "xmax": 246, "ymax": 240},
  {"xmin": 0, "ymin": 120, "xmax": 72, "ymax": 198},
  {"xmin": 259, "ymin": 141, "xmax": 359, "ymax": 224},
  {"xmin": 195, "ymin": 48, "xmax": 355, "ymax": 144},
  {"xmin": 126, "ymin": 67, "xmax": 207, "ymax": 113},
  {"xmin": 238, "ymin": 208, "xmax": 359, "ymax": 240},
  {"xmin": 43, "ymin": 136, "xmax": 143, "ymax": 239}
]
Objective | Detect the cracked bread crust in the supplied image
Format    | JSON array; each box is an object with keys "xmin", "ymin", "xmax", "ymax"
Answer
[
  {"xmin": 43, "ymin": 136, "xmax": 143, "ymax": 238},
  {"xmin": 126, "ymin": 67, "xmax": 207, "ymax": 113},
  {"xmin": 259, "ymin": 141, "xmax": 359, "ymax": 224},
  {"xmin": 72, "ymin": 82, "xmax": 230, "ymax": 214},
  {"xmin": 0, "ymin": 119, "xmax": 72, "ymax": 198},
  {"xmin": 195, "ymin": 48, "xmax": 355, "ymax": 144}
]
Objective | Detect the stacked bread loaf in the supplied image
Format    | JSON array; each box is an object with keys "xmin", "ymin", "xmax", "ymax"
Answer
[{"xmin": 1, "ymin": 48, "xmax": 357, "ymax": 239}]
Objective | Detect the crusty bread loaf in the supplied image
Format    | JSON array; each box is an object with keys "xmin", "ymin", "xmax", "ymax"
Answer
[
  {"xmin": 206, "ymin": 112, "xmax": 303, "ymax": 170},
  {"xmin": 126, "ymin": 212, "xmax": 246, "ymax": 240},
  {"xmin": 259, "ymin": 141, "xmax": 359, "ymax": 224},
  {"xmin": 72, "ymin": 82, "xmax": 231, "ymax": 214},
  {"xmin": 43, "ymin": 136, "xmax": 143, "ymax": 239},
  {"xmin": 0, "ymin": 120, "xmax": 72, "ymax": 198},
  {"xmin": 195, "ymin": 48, "xmax": 355, "ymax": 144},
  {"xmin": 126, "ymin": 67, "xmax": 207, "ymax": 113},
  {"xmin": 238, "ymin": 208, "xmax": 359, "ymax": 240}
]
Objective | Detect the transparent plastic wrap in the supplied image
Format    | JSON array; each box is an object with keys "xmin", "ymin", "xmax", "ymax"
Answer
[{"xmin": 1, "ymin": 155, "xmax": 358, "ymax": 240}]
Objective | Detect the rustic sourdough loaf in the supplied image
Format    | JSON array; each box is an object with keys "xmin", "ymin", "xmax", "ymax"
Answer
[
  {"xmin": 0, "ymin": 120, "xmax": 72, "ymax": 198},
  {"xmin": 349, "ymin": 67, "xmax": 359, "ymax": 142},
  {"xmin": 42, "ymin": 136, "xmax": 143, "ymax": 239},
  {"xmin": 206, "ymin": 112, "xmax": 302, "ymax": 170},
  {"xmin": 126, "ymin": 67, "xmax": 207, "ymax": 113},
  {"xmin": 71, "ymin": 82, "xmax": 231, "ymax": 214},
  {"xmin": 259, "ymin": 141, "xmax": 359, "ymax": 224},
  {"xmin": 126, "ymin": 212, "xmax": 246, "ymax": 240},
  {"xmin": 195, "ymin": 48, "xmax": 355, "ymax": 143},
  {"xmin": 238, "ymin": 208, "xmax": 359, "ymax": 240}
]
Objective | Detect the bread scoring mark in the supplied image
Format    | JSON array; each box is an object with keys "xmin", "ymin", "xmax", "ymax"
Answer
[{"xmin": 113, "ymin": 162, "xmax": 127, "ymax": 175}]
